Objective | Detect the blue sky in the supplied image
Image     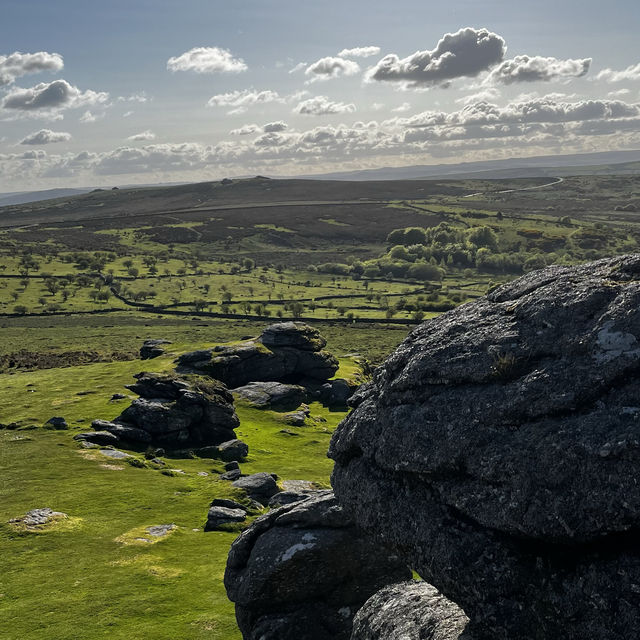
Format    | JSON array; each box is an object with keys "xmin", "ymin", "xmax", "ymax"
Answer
[{"xmin": 1, "ymin": 0, "xmax": 639, "ymax": 190}]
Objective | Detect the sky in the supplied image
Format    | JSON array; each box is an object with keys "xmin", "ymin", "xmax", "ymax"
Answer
[{"xmin": 0, "ymin": 0, "xmax": 639, "ymax": 191}]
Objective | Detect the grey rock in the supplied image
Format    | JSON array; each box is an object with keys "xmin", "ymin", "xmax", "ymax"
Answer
[
  {"xmin": 91, "ymin": 420, "xmax": 152, "ymax": 443},
  {"xmin": 216, "ymin": 439, "xmax": 249, "ymax": 462},
  {"xmin": 140, "ymin": 339, "xmax": 171, "ymax": 360},
  {"xmin": 260, "ymin": 322, "xmax": 327, "ymax": 351},
  {"xmin": 205, "ymin": 506, "xmax": 247, "ymax": 531},
  {"xmin": 352, "ymin": 582, "xmax": 472, "ymax": 640},
  {"xmin": 9, "ymin": 508, "xmax": 68, "ymax": 528},
  {"xmin": 268, "ymin": 491, "xmax": 311, "ymax": 507},
  {"xmin": 210, "ymin": 498, "xmax": 248, "ymax": 511},
  {"xmin": 224, "ymin": 461, "xmax": 240, "ymax": 471},
  {"xmin": 220, "ymin": 469, "xmax": 242, "ymax": 481},
  {"xmin": 73, "ymin": 430, "xmax": 120, "ymax": 446},
  {"xmin": 98, "ymin": 449, "xmax": 131, "ymax": 459},
  {"xmin": 146, "ymin": 524, "xmax": 176, "ymax": 537},
  {"xmin": 232, "ymin": 472, "xmax": 280, "ymax": 505},
  {"xmin": 225, "ymin": 491, "xmax": 411, "ymax": 640},
  {"xmin": 232, "ymin": 381, "xmax": 307, "ymax": 410},
  {"xmin": 283, "ymin": 411, "xmax": 307, "ymax": 426},
  {"xmin": 94, "ymin": 372, "xmax": 239, "ymax": 451},
  {"xmin": 329, "ymin": 255, "xmax": 640, "ymax": 640},
  {"xmin": 45, "ymin": 416, "xmax": 68, "ymax": 429},
  {"xmin": 110, "ymin": 393, "xmax": 127, "ymax": 401},
  {"xmin": 176, "ymin": 323, "xmax": 338, "ymax": 387}
]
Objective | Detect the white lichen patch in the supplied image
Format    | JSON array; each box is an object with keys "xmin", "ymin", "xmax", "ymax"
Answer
[
  {"xmin": 280, "ymin": 533, "xmax": 317, "ymax": 562},
  {"xmin": 595, "ymin": 321, "xmax": 640, "ymax": 362}
]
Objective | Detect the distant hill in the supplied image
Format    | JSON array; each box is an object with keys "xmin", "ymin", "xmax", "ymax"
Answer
[
  {"xmin": 297, "ymin": 150, "xmax": 640, "ymax": 181},
  {"xmin": 0, "ymin": 188, "xmax": 92, "ymax": 207}
]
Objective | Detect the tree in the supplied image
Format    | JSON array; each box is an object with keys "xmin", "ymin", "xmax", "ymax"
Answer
[
  {"xmin": 411, "ymin": 310, "xmax": 426, "ymax": 323},
  {"xmin": 407, "ymin": 262, "xmax": 443, "ymax": 282},
  {"xmin": 127, "ymin": 267, "xmax": 139, "ymax": 277},
  {"xmin": 290, "ymin": 302, "xmax": 304, "ymax": 318},
  {"xmin": 242, "ymin": 258, "xmax": 255, "ymax": 272},
  {"xmin": 193, "ymin": 299, "xmax": 207, "ymax": 311},
  {"xmin": 13, "ymin": 305, "xmax": 28, "ymax": 315}
]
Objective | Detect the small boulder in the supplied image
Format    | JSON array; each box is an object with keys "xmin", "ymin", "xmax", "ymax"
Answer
[
  {"xmin": 91, "ymin": 420, "xmax": 152, "ymax": 444},
  {"xmin": 210, "ymin": 498, "xmax": 248, "ymax": 511},
  {"xmin": 260, "ymin": 321, "xmax": 327, "ymax": 351},
  {"xmin": 232, "ymin": 472, "xmax": 280, "ymax": 505},
  {"xmin": 74, "ymin": 431, "xmax": 120, "ymax": 446},
  {"xmin": 140, "ymin": 339, "xmax": 171, "ymax": 360},
  {"xmin": 205, "ymin": 506, "xmax": 247, "ymax": 531},
  {"xmin": 45, "ymin": 416, "xmax": 68, "ymax": 430},
  {"xmin": 232, "ymin": 381, "xmax": 307, "ymax": 410},
  {"xmin": 268, "ymin": 491, "xmax": 311, "ymax": 508},
  {"xmin": 220, "ymin": 469, "xmax": 242, "ymax": 481},
  {"xmin": 224, "ymin": 461, "xmax": 240, "ymax": 471},
  {"xmin": 9, "ymin": 508, "xmax": 68, "ymax": 529},
  {"xmin": 216, "ymin": 439, "xmax": 249, "ymax": 462},
  {"xmin": 284, "ymin": 411, "xmax": 307, "ymax": 427}
]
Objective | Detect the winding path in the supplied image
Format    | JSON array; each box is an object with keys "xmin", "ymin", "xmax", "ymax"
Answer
[{"xmin": 463, "ymin": 176, "xmax": 564, "ymax": 198}]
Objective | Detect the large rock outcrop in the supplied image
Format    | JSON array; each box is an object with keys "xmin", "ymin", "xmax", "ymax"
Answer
[
  {"xmin": 176, "ymin": 322, "xmax": 339, "ymax": 388},
  {"xmin": 224, "ymin": 491, "xmax": 410, "ymax": 640},
  {"xmin": 91, "ymin": 372, "xmax": 239, "ymax": 449},
  {"xmin": 329, "ymin": 255, "xmax": 640, "ymax": 639}
]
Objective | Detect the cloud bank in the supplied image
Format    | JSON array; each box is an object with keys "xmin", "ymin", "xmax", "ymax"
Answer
[
  {"xmin": 20, "ymin": 129, "xmax": 71, "ymax": 145},
  {"xmin": 486, "ymin": 55, "xmax": 591, "ymax": 84}
]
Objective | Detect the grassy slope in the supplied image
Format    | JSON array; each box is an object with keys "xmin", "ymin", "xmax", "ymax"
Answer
[{"xmin": 0, "ymin": 342, "xmax": 356, "ymax": 640}]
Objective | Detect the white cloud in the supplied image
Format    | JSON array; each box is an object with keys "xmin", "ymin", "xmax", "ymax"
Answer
[
  {"xmin": 294, "ymin": 95, "xmax": 356, "ymax": 115},
  {"xmin": 122, "ymin": 111, "xmax": 134, "ymax": 118},
  {"xmin": 230, "ymin": 123, "xmax": 261, "ymax": 135},
  {"xmin": 167, "ymin": 46, "xmax": 247, "ymax": 74},
  {"xmin": 392, "ymin": 102, "xmax": 411, "ymax": 113},
  {"xmin": 486, "ymin": 55, "xmax": 591, "ymax": 85},
  {"xmin": 289, "ymin": 62, "xmax": 307, "ymax": 74},
  {"xmin": 263, "ymin": 121, "xmax": 288, "ymax": 132},
  {"xmin": 79, "ymin": 110, "xmax": 100, "ymax": 123},
  {"xmin": 0, "ymin": 51, "xmax": 63, "ymax": 86},
  {"xmin": 608, "ymin": 88, "xmax": 631, "ymax": 99},
  {"xmin": 372, "ymin": 103, "xmax": 385, "ymax": 111},
  {"xmin": 207, "ymin": 89, "xmax": 282, "ymax": 109},
  {"xmin": 338, "ymin": 46, "xmax": 381, "ymax": 59},
  {"xmin": 366, "ymin": 27, "xmax": 506, "ymax": 88},
  {"xmin": 305, "ymin": 57, "xmax": 360, "ymax": 82},
  {"xmin": 455, "ymin": 87, "xmax": 501, "ymax": 105},
  {"xmin": 20, "ymin": 129, "xmax": 71, "ymax": 145},
  {"xmin": 127, "ymin": 130, "xmax": 156, "ymax": 141},
  {"xmin": 596, "ymin": 63, "xmax": 640, "ymax": 83},
  {"xmin": 1, "ymin": 80, "xmax": 109, "ymax": 115},
  {"xmin": 117, "ymin": 93, "xmax": 150, "ymax": 103}
]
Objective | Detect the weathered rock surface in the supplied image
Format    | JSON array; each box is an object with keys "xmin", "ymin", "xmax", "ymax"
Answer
[
  {"xmin": 232, "ymin": 472, "xmax": 280, "ymax": 505},
  {"xmin": 9, "ymin": 508, "xmax": 68, "ymax": 529},
  {"xmin": 216, "ymin": 439, "xmax": 249, "ymax": 462},
  {"xmin": 232, "ymin": 381, "xmax": 307, "ymax": 410},
  {"xmin": 268, "ymin": 490, "xmax": 311, "ymax": 507},
  {"xmin": 205, "ymin": 506, "xmax": 247, "ymax": 531},
  {"xmin": 73, "ymin": 430, "xmax": 120, "ymax": 446},
  {"xmin": 92, "ymin": 372, "xmax": 240, "ymax": 450},
  {"xmin": 329, "ymin": 255, "xmax": 640, "ymax": 639},
  {"xmin": 176, "ymin": 323, "xmax": 339, "ymax": 388},
  {"xmin": 225, "ymin": 491, "xmax": 410, "ymax": 640},
  {"xmin": 351, "ymin": 582, "xmax": 472, "ymax": 640},
  {"xmin": 45, "ymin": 416, "xmax": 68, "ymax": 429},
  {"xmin": 140, "ymin": 339, "xmax": 171, "ymax": 360}
]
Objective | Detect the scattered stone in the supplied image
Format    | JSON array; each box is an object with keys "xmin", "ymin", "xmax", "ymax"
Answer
[
  {"xmin": 98, "ymin": 449, "xmax": 131, "ymax": 460},
  {"xmin": 146, "ymin": 524, "xmax": 176, "ymax": 538},
  {"xmin": 330, "ymin": 255, "xmax": 640, "ymax": 640},
  {"xmin": 282, "ymin": 479, "xmax": 316, "ymax": 492},
  {"xmin": 279, "ymin": 429, "xmax": 300, "ymax": 436},
  {"xmin": 150, "ymin": 458, "xmax": 165, "ymax": 466},
  {"xmin": 210, "ymin": 498, "xmax": 248, "ymax": 511},
  {"xmin": 283, "ymin": 411, "xmax": 307, "ymax": 426},
  {"xmin": 140, "ymin": 339, "xmax": 171, "ymax": 360},
  {"xmin": 232, "ymin": 381, "xmax": 307, "ymax": 410},
  {"xmin": 197, "ymin": 471, "xmax": 209, "ymax": 477},
  {"xmin": 45, "ymin": 416, "xmax": 68, "ymax": 430},
  {"xmin": 110, "ymin": 393, "xmax": 127, "ymax": 401},
  {"xmin": 216, "ymin": 439, "xmax": 249, "ymax": 462},
  {"xmin": 225, "ymin": 491, "xmax": 411, "ymax": 640},
  {"xmin": 219, "ymin": 469, "xmax": 242, "ymax": 481},
  {"xmin": 232, "ymin": 472, "xmax": 280, "ymax": 505},
  {"xmin": 205, "ymin": 506, "xmax": 247, "ymax": 531},
  {"xmin": 224, "ymin": 461, "xmax": 240, "ymax": 471},
  {"xmin": 9, "ymin": 508, "xmax": 68, "ymax": 529},
  {"xmin": 73, "ymin": 431, "xmax": 120, "ymax": 446},
  {"xmin": 80, "ymin": 441, "xmax": 99, "ymax": 449},
  {"xmin": 352, "ymin": 581, "xmax": 471, "ymax": 640}
]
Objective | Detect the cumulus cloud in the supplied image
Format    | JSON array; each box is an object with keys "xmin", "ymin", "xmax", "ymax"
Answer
[
  {"xmin": 289, "ymin": 62, "xmax": 307, "ymax": 74},
  {"xmin": 1, "ymin": 79, "xmax": 109, "ymax": 114},
  {"xmin": 338, "ymin": 46, "xmax": 381, "ymax": 58},
  {"xmin": 230, "ymin": 124, "xmax": 262, "ymax": 135},
  {"xmin": 167, "ymin": 46, "xmax": 247, "ymax": 74},
  {"xmin": 20, "ymin": 129, "xmax": 71, "ymax": 145},
  {"xmin": 294, "ymin": 95, "xmax": 356, "ymax": 115},
  {"xmin": 263, "ymin": 121, "xmax": 288, "ymax": 132},
  {"xmin": 596, "ymin": 63, "xmax": 640, "ymax": 83},
  {"xmin": 366, "ymin": 27, "xmax": 506, "ymax": 88},
  {"xmin": 486, "ymin": 55, "xmax": 591, "ymax": 84},
  {"xmin": 79, "ymin": 110, "xmax": 104, "ymax": 123},
  {"xmin": 455, "ymin": 87, "xmax": 501, "ymax": 105},
  {"xmin": 392, "ymin": 102, "xmax": 411, "ymax": 113},
  {"xmin": 0, "ymin": 51, "xmax": 63, "ymax": 86},
  {"xmin": 305, "ymin": 57, "xmax": 360, "ymax": 81},
  {"xmin": 127, "ymin": 130, "xmax": 156, "ymax": 141},
  {"xmin": 207, "ymin": 89, "xmax": 281, "ymax": 109}
]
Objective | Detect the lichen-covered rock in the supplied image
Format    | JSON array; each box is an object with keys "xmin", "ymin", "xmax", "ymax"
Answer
[
  {"xmin": 351, "ymin": 582, "xmax": 472, "ymax": 640},
  {"xmin": 232, "ymin": 381, "xmax": 307, "ymax": 410},
  {"xmin": 73, "ymin": 430, "xmax": 120, "ymax": 446},
  {"xmin": 176, "ymin": 323, "xmax": 339, "ymax": 387},
  {"xmin": 205, "ymin": 506, "xmax": 247, "ymax": 531},
  {"xmin": 93, "ymin": 373, "xmax": 239, "ymax": 451},
  {"xmin": 140, "ymin": 339, "xmax": 171, "ymax": 360},
  {"xmin": 225, "ymin": 491, "xmax": 411, "ymax": 640},
  {"xmin": 329, "ymin": 255, "xmax": 640, "ymax": 640},
  {"xmin": 232, "ymin": 472, "xmax": 280, "ymax": 505},
  {"xmin": 216, "ymin": 439, "xmax": 249, "ymax": 462}
]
